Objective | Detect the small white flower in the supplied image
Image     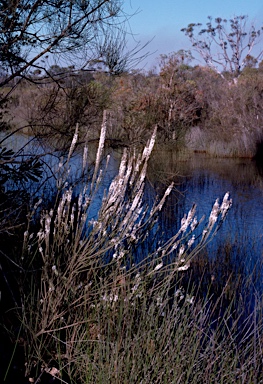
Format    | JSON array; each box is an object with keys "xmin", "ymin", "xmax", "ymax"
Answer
[
  {"xmin": 132, "ymin": 283, "xmax": 140, "ymax": 293},
  {"xmin": 58, "ymin": 158, "xmax": 63, "ymax": 169},
  {"xmin": 131, "ymin": 273, "xmax": 141, "ymax": 293},
  {"xmin": 68, "ymin": 130, "xmax": 78, "ymax": 159},
  {"xmin": 33, "ymin": 198, "xmax": 42, "ymax": 210},
  {"xmin": 179, "ymin": 245, "xmax": 185, "ymax": 257},
  {"xmin": 220, "ymin": 192, "xmax": 232, "ymax": 219},
  {"xmin": 45, "ymin": 215, "xmax": 51, "ymax": 236},
  {"xmin": 175, "ymin": 289, "xmax": 184, "ymax": 300},
  {"xmin": 102, "ymin": 293, "xmax": 118, "ymax": 303},
  {"xmin": 113, "ymin": 250, "xmax": 125, "ymax": 261},
  {"xmin": 187, "ymin": 235, "xmax": 195, "ymax": 247},
  {"xmin": 186, "ymin": 294, "xmax": 194, "ymax": 304},
  {"xmin": 37, "ymin": 231, "xmax": 44, "ymax": 240},
  {"xmin": 208, "ymin": 199, "xmax": 220, "ymax": 225},
  {"xmin": 190, "ymin": 217, "xmax": 198, "ymax": 231},
  {"xmin": 156, "ymin": 296, "xmax": 163, "ymax": 306},
  {"xmin": 112, "ymin": 295, "xmax": 119, "ymax": 302},
  {"xmin": 82, "ymin": 145, "xmax": 88, "ymax": 171},
  {"xmin": 181, "ymin": 205, "xmax": 196, "ymax": 233},
  {"xmin": 172, "ymin": 241, "xmax": 179, "ymax": 251},
  {"xmin": 177, "ymin": 263, "xmax": 190, "ymax": 271},
  {"xmin": 51, "ymin": 265, "xmax": 58, "ymax": 276},
  {"xmin": 154, "ymin": 262, "xmax": 163, "ymax": 271}
]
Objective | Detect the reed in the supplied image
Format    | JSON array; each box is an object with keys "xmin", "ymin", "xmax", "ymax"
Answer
[{"xmin": 15, "ymin": 118, "xmax": 263, "ymax": 384}]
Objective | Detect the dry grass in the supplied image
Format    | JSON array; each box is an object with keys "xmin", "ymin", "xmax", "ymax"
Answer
[{"xmin": 10, "ymin": 118, "xmax": 263, "ymax": 384}]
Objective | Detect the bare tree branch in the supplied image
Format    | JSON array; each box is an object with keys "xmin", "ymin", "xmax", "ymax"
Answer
[{"xmin": 181, "ymin": 15, "xmax": 263, "ymax": 79}]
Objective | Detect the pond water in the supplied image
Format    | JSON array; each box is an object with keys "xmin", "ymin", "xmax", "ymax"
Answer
[
  {"xmin": 76, "ymin": 147, "xmax": 263, "ymax": 294},
  {"xmin": 154, "ymin": 152, "xmax": 263, "ymax": 245},
  {"xmin": 149, "ymin": 151, "xmax": 263, "ymax": 295},
  {"xmin": 2, "ymin": 133, "xmax": 263, "ymax": 292}
]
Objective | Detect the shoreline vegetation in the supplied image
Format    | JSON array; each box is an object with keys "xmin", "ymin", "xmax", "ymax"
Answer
[
  {"xmin": 2, "ymin": 120, "xmax": 263, "ymax": 383},
  {"xmin": 2, "ymin": 54, "xmax": 263, "ymax": 160},
  {"xmin": 1, "ymin": 5, "xmax": 263, "ymax": 382},
  {"xmin": 2, "ymin": 62, "xmax": 263, "ymax": 382}
]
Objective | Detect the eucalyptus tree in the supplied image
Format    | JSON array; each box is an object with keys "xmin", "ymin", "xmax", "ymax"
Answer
[{"xmin": 181, "ymin": 15, "xmax": 263, "ymax": 79}]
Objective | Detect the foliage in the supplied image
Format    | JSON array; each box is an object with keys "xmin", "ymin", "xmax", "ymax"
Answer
[
  {"xmin": 3, "ymin": 56, "xmax": 263, "ymax": 157},
  {"xmin": 0, "ymin": 0, "xmax": 125, "ymax": 91},
  {"xmin": 108, "ymin": 72, "xmax": 159, "ymax": 142},
  {"xmin": 194, "ymin": 66, "xmax": 263, "ymax": 156},
  {"xmin": 25, "ymin": 80, "xmax": 111, "ymax": 144},
  {"xmin": 0, "ymin": 0, "xmax": 138, "ymax": 210},
  {"xmin": 106, "ymin": 53, "xmax": 204, "ymax": 145},
  {"xmin": 1, "ymin": 12, "xmax": 263, "ymax": 165},
  {"xmin": 0, "ymin": 143, "xmax": 43, "ymax": 241},
  {"xmin": 0, "ymin": 146, "xmax": 42, "ymax": 184},
  {"xmin": 92, "ymin": 24, "xmax": 151, "ymax": 75},
  {"xmin": 157, "ymin": 52, "xmax": 204, "ymax": 140}
]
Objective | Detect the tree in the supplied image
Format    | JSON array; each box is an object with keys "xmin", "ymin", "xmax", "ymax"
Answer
[
  {"xmin": 157, "ymin": 51, "xmax": 204, "ymax": 141},
  {"xmin": 0, "ymin": 0, "xmax": 126, "ymax": 93},
  {"xmin": 92, "ymin": 25, "xmax": 151, "ymax": 75},
  {"xmin": 181, "ymin": 15, "xmax": 263, "ymax": 79}
]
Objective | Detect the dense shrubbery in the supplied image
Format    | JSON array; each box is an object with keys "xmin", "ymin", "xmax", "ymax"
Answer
[{"xmin": 4, "ymin": 56, "xmax": 263, "ymax": 157}]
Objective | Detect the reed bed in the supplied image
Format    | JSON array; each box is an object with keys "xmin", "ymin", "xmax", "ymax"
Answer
[{"xmin": 9, "ymin": 118, "xmax": 263, "ymax": 383}]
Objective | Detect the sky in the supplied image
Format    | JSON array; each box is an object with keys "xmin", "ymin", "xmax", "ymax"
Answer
[{"xmin": 123, "ymin": 0, "xmax": 263, "ymax": 70}]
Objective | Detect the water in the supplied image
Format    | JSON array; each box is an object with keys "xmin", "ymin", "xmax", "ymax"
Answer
[
  {"xmin": 2, "ymin": 133, "xmax": 263, "ymax": 289},
  {"xmin": 149, "ymin": 152, "xmax": 263, "ymax": 295},
  {"xmin": 84, "ymin": 147, "xmax": 263, "ymax": 293},
  {"xmin": 158, "ymin": 154, "xmax": 263, "ymax": 241}
]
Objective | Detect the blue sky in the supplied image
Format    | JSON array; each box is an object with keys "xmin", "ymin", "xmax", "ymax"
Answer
[{"xmin": 123, "ymin": 0, "xmax": 263, "ymax": 69}]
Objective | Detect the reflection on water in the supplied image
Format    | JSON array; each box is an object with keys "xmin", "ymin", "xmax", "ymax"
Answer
[
  {"xmin": 148, "ymin": 151, "xmax": 263, "ymax": 294},
  {"xmin": 167, "ymin": 154, "xmax": 263, "ymax": 240},
  {"xmin": 2, "ymin": 133, "xmax": 263, "ymax": 291}
]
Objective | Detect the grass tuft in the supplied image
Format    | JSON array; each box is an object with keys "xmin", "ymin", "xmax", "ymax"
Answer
[{"xmin": 10, "ymin": 118, "xmax": 262, "ymax": 383}]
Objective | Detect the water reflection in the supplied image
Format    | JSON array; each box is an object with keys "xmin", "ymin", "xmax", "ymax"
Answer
[
  {"xmin": 148, "ymin": 151, "xmax": 263, "ymax": 294},
  {"xmin": 2, "ymin": 133, "xmax": 263, "ymax": 292}
]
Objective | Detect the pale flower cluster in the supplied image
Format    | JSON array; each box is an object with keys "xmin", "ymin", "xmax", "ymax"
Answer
[{"xmin": 180, "ymin": 204, "xmax": 197, "ymax": 233}]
